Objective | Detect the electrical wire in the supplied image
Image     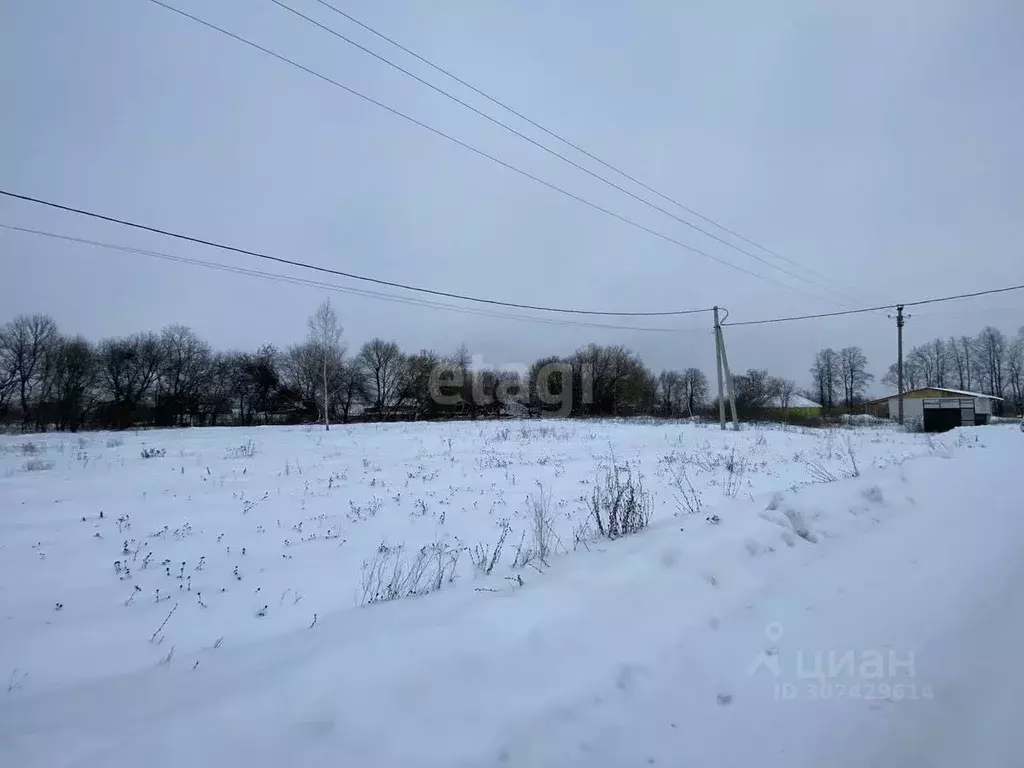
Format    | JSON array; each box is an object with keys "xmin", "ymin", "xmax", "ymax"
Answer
[
  {"xmin": 904, "ymin": 285, "xmax": 1024, "ymax": 309},
  {"xmin": 0, "ymin": 222, "xmax": 711, "ymax": 334},
  {"xmin": 909, "ymin": 306, "xmax": 1024, "ymax": 322},
  {"xmin": 267, "ymin": 0, "xmax": 852, "ymax": 303},
  {"xmin": 723, "ymin": 304, "xmax": 893, "ymax": 327},
  {"xmin": 0, "ymin": 189, "xmax": 712, "ymax": 318},
  {"xmin": 139, "ymin": 0, "xmax": 834, "ymax": 304},
  {"xmin": 723, "ymin": 284, "xmax": 1024, "ymax": 327},
  {"xmin": 304, "ymin": 0, "xmax": 839, "ymax": 289}
]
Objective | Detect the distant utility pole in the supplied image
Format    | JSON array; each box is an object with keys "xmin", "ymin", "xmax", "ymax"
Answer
[
  {"xmin": 713, "ymin": 307, "xmax": 740, "ymax": 431},
  {"xmin": 894, "ymin": 304, "xmax": 906, "ymax": 425}
]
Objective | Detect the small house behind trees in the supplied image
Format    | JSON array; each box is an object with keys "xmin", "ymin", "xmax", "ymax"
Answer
[{"xmin": 767, "ymin": 393, "xmax": 822, "ymax": 419}]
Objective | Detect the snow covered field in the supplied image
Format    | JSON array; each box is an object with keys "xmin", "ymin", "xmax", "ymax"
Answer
[{"xmin": 2, "ymin": 420, "xmax": 1022, "ymax": 766}]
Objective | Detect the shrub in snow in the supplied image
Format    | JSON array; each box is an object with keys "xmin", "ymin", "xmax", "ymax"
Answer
[
  {"xmin": 140, "ymin": 447, "xmax": 166, "ymax": 459},
  {"xmin": 226, "ymin": 440, "xmax": 257, "ymax": 459},
  {"xmin": 6, "ymin": 441, "xmax": 43, "ymax": 457},
  {"xmin": 359, "ymin": 539, "xmax": 462, "ymax": 605},
  {"xmin": 671, "ymin": 461, "xmax": 703, "ymax": 516},
  {"xmin": 22, "ymin": 458, "xmax": 54, "ymax": 472},
  {"xmin": 528, "ymin": 483, "xmax": 558, "ymax": 563},
  {"xmin": 591, "ymin": 463, "xmax": 652, "ymax": 539},
  {"xmin": 149, "ymin": 602, "xmax": 178, "ymax": 643},
  {"xmin": 721, "ymin": 449, "xmax": 748, "ymax": 498},
  {"xmin": 475, "ymin": 451, "xmax": 513, "ymax": 470},
  {"xmin": 471, "ymin": 521, "xmax": 511, "ymax": 576},
  {"xmin": 804, "ymin": 460, "xmax": 837, "ymax": 483},
  {"xmin": 842, "ymin": 436, "xmax": 860, "ymax": 478},
  {"xmin": 572, "ymin": 516, "xmax": 596, "ymax": 551}
]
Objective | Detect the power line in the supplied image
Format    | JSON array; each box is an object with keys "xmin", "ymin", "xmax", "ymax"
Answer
[
  {"xmin": 724, "ymin": 304, "xmax": 893, "ymax": 327},
  {"xmin": 139, "ymin": 0, "xmax": 832, "ymax": 303},
  {"xmin": 723, "ymin": 283, "xmax": 1024, "ymax": 327},
  {"xmin": 904, "ymin": 284, "xmax": 1024, "ymax": 309},
  {"xmin": 304, "ymin": 0, "xmax": 838, "ymax": 289},
  {"xmin": 910, "ymin": 305, "xmax": 1024, "ymax": 322},
  {"xmin": 0, "ymin": 222, "xmax": 710, "ymax": 334},
  {"xmin": 267, "ymin": 0, "xmax": 850, "ymax": 303},
  {"xmin": 0, "ymin": 189, "xmax": 712, "ymax": 318}
]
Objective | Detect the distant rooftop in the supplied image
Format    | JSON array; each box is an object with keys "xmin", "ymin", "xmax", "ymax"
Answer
[
  {"xmin": 769, "ymin": 394, "xmax": 820, "ymax": 408},
  {"xmin": 867, "ymin": 387, "xmax": 1004, "ymax": 404}
]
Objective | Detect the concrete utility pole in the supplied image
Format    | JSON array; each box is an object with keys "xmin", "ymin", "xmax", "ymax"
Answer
[
  {"xmin": 714, "ymin": 307, "xmax": 726, "ymax": 430},
  {"xmin": 713, "ymin": 306, "xmax": 740, "ymax": 431},
  {"xmin": 896, "ymin": 304, "xmax": 906, "ymax": 425},
  {"xmin": 718, "ymin": 325, "xmax": 740, "ymax": 431}
]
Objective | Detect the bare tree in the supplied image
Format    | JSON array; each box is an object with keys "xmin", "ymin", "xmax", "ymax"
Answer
[
  {"xmin": 949, "ymin": 336, "xmax": 968, "ymax": 390},
  {"xmin": 958, "ymin": 336, "xmax": 975, "ymax": 391},
  {"xmin": 307, "ymin": 298, "xmax": 344, "ymax": 430},
  {"xmin": 881, "ymin": 355, "xmax": 924, "ymax": 393},
  {"xmin": 281, "ymin": 342, "xmax": 320, "ymax": 419},
  {"xmin": 569, "ymin": 344, "xmax": 654, "ymax": 416},
  {"xmin": 680, "ymin": 367, "xmax": 709, "ymax": 416},
  {"xmin": 0, "ymin": 314, "xmax": 58, "ymax": 429},
  {"xmin": 358, "ymin": 338, "xmax": 406, "ymax": 419},
  {"xmin": 247, "ymin": 345, "xmax": 281, "ymax": 424},
  {"xmin": 97, "ymin": 333, "xmax": 163, "ymax": 428},
  {"xmin": 931, "ymin": 338, "xmax": 948, "ymax": 388},
  {"xmin": 657, "ymin": 370, "xmax": 683, "ymax": 416},
  {"xmin": 1006, "ymin": 330, "xmax": 1024, "ymax": 415},
  {"xmin": 839, "ymin": 346, "xmax": 873, "ymax": 409},
  {"xmin": 528, "ymin": 355, "xmax": 567, "ymax": 414},
  {"xmin": 402, "ymin": 350, "xmax": 441, "ymax": 418},
  {"xmin": 906, "ymin": 347, "xmax": 929, "ymax": 387},
  {"xmin": 201, "ymin": 353, "xmax": 237, "ymax": 427},
  {"xmin": 975, "ymin": 326, "xmax": 1006, "ymax": 401},
  {"xmin": 159, "ymin": 325, "xmax": 212, "ymax": 426},
  {"xmin": 905, "ymin": 339, "xmax": 948, "ymax": 389},
  {"xmin": 731, "ymin": 368, "xmax": 774, "ymax": 415},
  {"xmin": 0, "ymin": 349, "xmax": 14, "ymax": 423},
  {"xmin": 771, "ymin": 376, "xmax": 797, "ymax": 408},
  {"xmin": 334, "ymin": 358, "xmax": 367, "ymax": 423},
  {"xmin": 225, "ymin": 349, "xmax": 280, "ymax": 426},
  {"xmin": 50, "ymin": 336, "xmax": 96, "ymax": 431},
  {"xmin": 810, "ymin": 348, "xmax": 840, "ymax": 412}
]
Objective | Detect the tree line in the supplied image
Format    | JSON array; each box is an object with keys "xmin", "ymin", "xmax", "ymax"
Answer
[
  {"xmin": 876, "ymin": 326, "xmax": 1024, "ymax": 414},
  {"xmin": 808, "ymin": 346, "xmax": 874, "ymax": 412},
  {"xmin": 806, "ymin": 325, "xmax": 1024, "ymax": 416},
  {"xmin": 5, "ymin": 303, "xmax": 1018, "ymax": 432},
  {"xmin": 0, "ymin": 301, "xmax": 720, "ymax": 432}
]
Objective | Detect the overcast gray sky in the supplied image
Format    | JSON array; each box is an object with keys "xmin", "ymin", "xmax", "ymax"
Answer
[{"xmin": 3, "ymin": 0, "xmax": 1022, "ymax": 393}]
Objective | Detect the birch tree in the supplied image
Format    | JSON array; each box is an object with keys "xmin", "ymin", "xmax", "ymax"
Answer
[{"xmin": 307, "ymin": 298, "xmax": 344, "ymax": 430}]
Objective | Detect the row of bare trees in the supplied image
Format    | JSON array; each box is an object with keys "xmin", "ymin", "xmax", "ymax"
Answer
[
  {"xmin": 729, "ymin": 369, "xmax": 799, "ymax": 418},
  {"xmin": 0, "ymin": 302, "xmax": 714, "ymax": 431},
  {"xmin": 879, "ymin": 326, "xmax": 1024, "ymax": 414},
  {"xmin": 809, "ymin": 346, "xmax": 875, "ymax": 412}
]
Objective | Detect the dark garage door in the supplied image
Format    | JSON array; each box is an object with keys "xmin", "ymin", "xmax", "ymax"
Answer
[{"xmin": 923, "ymin": 398, "xmax": 975, "ymax": 433}]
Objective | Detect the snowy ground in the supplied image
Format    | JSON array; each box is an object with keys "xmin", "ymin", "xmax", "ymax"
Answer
[{"xmin": 1, "ymin": 420, "xmax": 1022, "ymax": 766}]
